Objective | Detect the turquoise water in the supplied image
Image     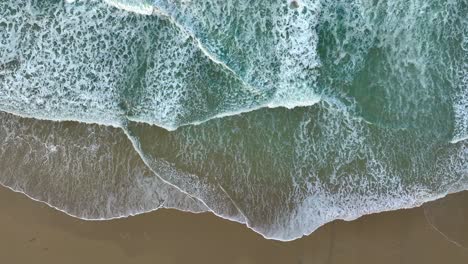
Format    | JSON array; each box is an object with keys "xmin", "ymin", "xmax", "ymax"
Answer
[{"xmin": 0, "ymin": 0, "xmax": 466, "ymax": 240}]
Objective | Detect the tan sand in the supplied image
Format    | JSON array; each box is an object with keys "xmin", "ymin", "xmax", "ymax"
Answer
[{"xmin": 0, "ymin": 186, "xmax": 467, "ymax": 264}]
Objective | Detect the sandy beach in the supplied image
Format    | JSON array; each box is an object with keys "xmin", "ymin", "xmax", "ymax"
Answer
[{"xmin": 0, "ymin": 186, "xmax": 467, "ymax": 264}]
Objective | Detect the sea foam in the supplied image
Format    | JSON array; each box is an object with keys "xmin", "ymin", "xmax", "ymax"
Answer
[
  {"xmin": 0, "ymin": 0, "xmax": 322, "ymax": 130},
  {"xmin": 0, "ymin": 0, "xmax": 466, "ymax": 241}
]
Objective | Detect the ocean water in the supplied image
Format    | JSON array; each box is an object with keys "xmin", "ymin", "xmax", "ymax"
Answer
[{"xmin": 0, "ymin": 0, "xmax": 466, "ymax": 240}]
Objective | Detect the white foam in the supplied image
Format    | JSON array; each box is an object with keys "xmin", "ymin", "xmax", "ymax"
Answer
[
  {"xmin": 0, "ymin": 0, "xmax": 467, "ymax": 242},
  {"xmin": 146, "ymin": 0, "xmax": 323, "ymax": 114},
  {"xmin": 0, "ymin": 0, "xmax": 322, "ymax": 131},
  {"xmin": 104, "ymin": 0, "xmax": 154, "ymax": 15},
  {"xmin": 451, "ymin": 31, "xmax": 468, "ymax": 143}
]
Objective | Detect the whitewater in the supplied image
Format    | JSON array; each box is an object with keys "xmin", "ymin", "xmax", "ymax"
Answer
[{"xmin": 0, "ymin": 0, "xmax": 466, "ymax": 240}]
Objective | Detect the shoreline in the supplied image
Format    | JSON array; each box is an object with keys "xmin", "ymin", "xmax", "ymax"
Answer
[{"xmin": 1, "ymin": 186, "xmax": 467, "ymax": 263}]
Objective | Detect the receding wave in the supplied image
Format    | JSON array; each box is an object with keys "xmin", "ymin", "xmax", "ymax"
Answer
[
  {"xmin": 0, "ymin": 111, "xmax": 208, "ymax": 219},
  {"xmin": 0, "ymin": 0, "xmax": 467, "ymax": 241}
]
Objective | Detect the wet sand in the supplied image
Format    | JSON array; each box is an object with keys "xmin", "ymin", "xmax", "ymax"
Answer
[{"xmin": 0, "ymin": 186, "xmax": 467, "ymax": 264}]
